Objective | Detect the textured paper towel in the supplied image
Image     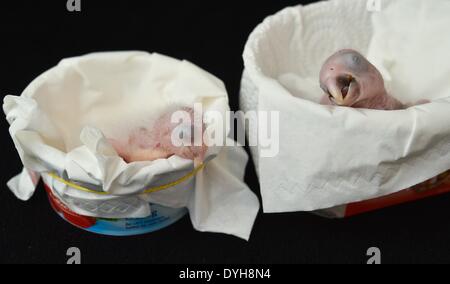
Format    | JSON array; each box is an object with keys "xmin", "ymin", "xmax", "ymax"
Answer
[
  {"xmin": 241, "ymin": 0, "xmax": 450, "ymax": 213},
  {"xmin": 4, "ymin": 51, "xmax": 259, "ymax": 240}
]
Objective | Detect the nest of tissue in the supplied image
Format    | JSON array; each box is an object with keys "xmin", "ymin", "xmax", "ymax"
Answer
[
  {"xmin": 4, "ymin": 52, "xmax": 259, "ymax": 240},
  {"xmin": 241, "ymin": 0, "xmax": 450, "ymax": 213}
]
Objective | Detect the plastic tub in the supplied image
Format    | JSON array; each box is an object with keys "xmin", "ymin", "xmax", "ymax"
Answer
[{"xmin": 44, "ymin": 182, "xmax": 188, "ymax": 236}]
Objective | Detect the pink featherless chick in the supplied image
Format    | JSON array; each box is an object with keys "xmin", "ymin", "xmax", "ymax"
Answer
[
  {"xmin": 319, "ymin": 49, "xmax": 405, "ymax": 110},
  {"xmin": 109, "ymin": 107, "xmax": 208, "ymax": 167}
]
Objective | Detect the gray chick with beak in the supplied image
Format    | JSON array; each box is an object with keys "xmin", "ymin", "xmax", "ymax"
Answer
[{"xmin": 319, "ymin": 49, "xmax": 404, "ymax": 110}]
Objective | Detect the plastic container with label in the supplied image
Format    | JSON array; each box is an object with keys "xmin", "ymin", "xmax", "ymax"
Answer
[{"xmin": 44, "ymin": 182, "xmax": 188, "ymax": 236}]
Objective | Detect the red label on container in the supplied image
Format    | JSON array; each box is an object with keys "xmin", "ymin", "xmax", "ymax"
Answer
[
  {"xmin": 44, "ymin": 183, "xmax": 97, "ymax": 229},
  {"xmin": 345, "ymin": 173, "xmax": 450, "ymax": 217}
]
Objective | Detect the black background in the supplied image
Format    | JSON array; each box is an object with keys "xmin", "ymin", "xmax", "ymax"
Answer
[{"xmin": 1, "ymin": 0, "xmax": 449, "ymax": 264}]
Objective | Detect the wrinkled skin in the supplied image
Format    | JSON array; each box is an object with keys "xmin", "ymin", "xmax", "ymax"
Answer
[
  {"xmin": 109, "ymin": 107, "xmax": 207, "ymax": 165},
  {"xmin": 319, "ymin": 49, "xmax": 405, "ymax": 110}
]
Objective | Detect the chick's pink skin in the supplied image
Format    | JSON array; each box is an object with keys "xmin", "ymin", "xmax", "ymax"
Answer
[
  {"xmin": 319, "ymin": 49, "xmax": 405, "ymax": 110},
  {"xmin": 152, "ymin": 107, "xmax": 208, "ymax": 164},
  {"xmin": 110, "ymin": 107, "xmax": 207, "ymax": 165}
]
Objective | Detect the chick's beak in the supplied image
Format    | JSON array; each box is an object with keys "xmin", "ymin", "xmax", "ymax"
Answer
[{"xmin": 327, "ymin": 82, "xmax": 345, "ymax": 105}]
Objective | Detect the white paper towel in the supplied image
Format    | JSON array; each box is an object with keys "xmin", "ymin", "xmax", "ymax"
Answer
[
  {"xmin": 241, "ymin": 0, "xmax": 450, "ymax": 213},
  {"xmin": 4, "ymin": 51, "xmax": 260, "ymax": 240}
]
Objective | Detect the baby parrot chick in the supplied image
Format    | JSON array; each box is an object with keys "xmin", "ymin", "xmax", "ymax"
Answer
[
  {"xmin": 109, "ymin": 107, "xmax": 207, "ymax": 166},
  {"xmin": 319, "ymin": 49, "xmax": 405, "ymax": 110}
]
